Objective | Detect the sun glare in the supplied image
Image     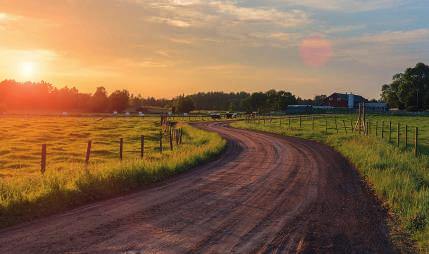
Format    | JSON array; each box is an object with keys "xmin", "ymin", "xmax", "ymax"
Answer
[{"xmin": 20, "ymin": 62, "xmax": 35, "ymax": 77}]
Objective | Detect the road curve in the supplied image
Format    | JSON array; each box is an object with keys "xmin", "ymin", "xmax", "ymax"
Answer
[{"xmin": 0, "ymin": 122, "xmax": 394, "ymax": 253}]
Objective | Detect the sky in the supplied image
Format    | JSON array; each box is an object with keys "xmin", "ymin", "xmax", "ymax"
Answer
[{"xmin": 0, "ymin": 0, "xmax": 428, "ymax": 99}]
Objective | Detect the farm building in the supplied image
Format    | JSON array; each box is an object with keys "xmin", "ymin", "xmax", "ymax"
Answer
[
  {"xmin": 286, "ymin": 105, "xmax": 313, "ymax": 114},
  {"xmin": 364, "ymin": 102, "xmax": 388, "ymax": 112},
  {"xmin": 323, "ymin": 93, "xmax": 367, "ymax": 108}
]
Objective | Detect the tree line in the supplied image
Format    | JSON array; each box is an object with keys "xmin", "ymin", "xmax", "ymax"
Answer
[
  {"xmin": 0, "ymin": 80, "xmax": 169, "ymax": 113},
  {"xmin": 0, "ymin": 79, "xmax": 326, "ymax": 113}
]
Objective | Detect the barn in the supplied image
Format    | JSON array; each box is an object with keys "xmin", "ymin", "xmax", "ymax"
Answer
[{"xmin": 323, "ymin": 93, "xmax": 367, "ymax": 108}]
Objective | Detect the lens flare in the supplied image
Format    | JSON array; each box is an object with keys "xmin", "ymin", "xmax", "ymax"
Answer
[{"xmin": 299, "ymin": 36, "xmax": 332, "ymax": 67}]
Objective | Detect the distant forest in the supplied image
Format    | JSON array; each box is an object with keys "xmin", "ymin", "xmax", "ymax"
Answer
[{"xmin": 0, "ymin": 80, "xmax": 324, "ymax": 113}]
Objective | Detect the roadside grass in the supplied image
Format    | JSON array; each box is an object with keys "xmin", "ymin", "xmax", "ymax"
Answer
[
  {"xmin": 0, "ymin": 117, "xmax": 226, "ymax": 228},
  {"xmin": 232, "ymin": 116, "xmax": 429, "ymax": 253}
]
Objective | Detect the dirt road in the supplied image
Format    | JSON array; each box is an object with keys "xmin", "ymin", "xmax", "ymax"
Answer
[{"xmin": 0, "ymin": 122, "xmax": 394, "ymax": 253}]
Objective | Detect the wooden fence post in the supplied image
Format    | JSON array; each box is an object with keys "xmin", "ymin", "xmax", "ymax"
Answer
[
  {"xmin": 342, "ymin": 120, "xmax": 347, "ymax": 134},
  {"xmin": 389, "ymin": 121, "xmax": 392, "ymax": 142},
  {"xmin": 335, "ymin": 117, "xmax": 338, "ymax": 133},
  {"xmin": 85, "ymin": 140, "xmax": 92, "ymax": 164},
  {"xmin": 141, "ymin": 135, "xmax": 145, "ymax": 159},
  {"xmin": 350, "ymin": 119, "xmax": 354, "ymax": 133},
  {"xmin": 325, "ymin": 119, "xmax": 328, "ymax": 134},
  {"xmin": 288, "ymin": 117, "xmax": 291, "ymax": 129},
  {"xmin": 375, "ymin": 121, "xmax": 378, "ymax": 136},
  {"xmin": 160, "ymin": 131, "xmax": 163, "ymax": 153},
  {"xmin": 169, "ymin": 128, "xmax": 173, "ymax": 151},
  {"xmin": 381, "ymin": 121, "xmax": 384, "ymax": 139},
  {"xmin": 363, "ymin": 121, "xmax": 366, "ymax": 135},
  {"xmin": 180, "ymin": 128, "xmax": 183, "ymax": 144},
  {"xmin": 312, "ymin": 116, "xmax": 315, "ymax": 132},
  {"xmin": 415, "ymin": 127, "xmax": 419, "ymax": 157},
  {"xmin": 120, "ymin": 138, "xmax": 123, "ymax": 160},
  {"xmin": 397, "ymin": 123, "xmax": 400, "ymax": 147},
  {"xmin": 299, "ymin": 116, "xmax": 302, "ymax": 129},
  {"xmin": 367, "ymin": 121, "xmax": 370, "ymax": 136},
  {"xmin": 41, "ymin": 144, "xmax": 47, "ymax": 175},
  {"xmin": 405, "ymin": 125, "xmax": 408, "ymax": 148}
]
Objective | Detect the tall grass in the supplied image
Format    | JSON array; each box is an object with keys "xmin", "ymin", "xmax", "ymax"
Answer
[
  {"xmin": 0, "ymin": 125, "xmax": 226, "ymax": 228},
  {"xmin": 232, "ymin": 119, "xmax": 429, "ymax": 252}
]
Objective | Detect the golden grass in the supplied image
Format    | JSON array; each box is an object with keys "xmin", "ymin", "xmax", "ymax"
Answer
[{"xmin": 0, "ymin": 116, "xmax": 226, "ymax": 227}]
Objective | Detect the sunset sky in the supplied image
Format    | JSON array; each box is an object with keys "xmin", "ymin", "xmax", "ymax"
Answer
[{"xmin": 0, "ymin": 0, "xmax": 428, "ymax": 99}]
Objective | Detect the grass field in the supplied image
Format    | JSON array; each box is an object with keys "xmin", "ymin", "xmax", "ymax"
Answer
[
  {"xmin": 0, "ymin": 116, "xmax": 172, "ymax": 176},
  {"xmin": 0, "ymin": 116, "xmax": 226, "ymax": 227},
  {"xmin": 232, "ymin": 114, "xmax": 429, "ymax": 252}
]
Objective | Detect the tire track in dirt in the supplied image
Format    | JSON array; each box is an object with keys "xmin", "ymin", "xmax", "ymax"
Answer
[{"xmin": 0, "ymin": 122, "xmax": 394, "ymax": 253}]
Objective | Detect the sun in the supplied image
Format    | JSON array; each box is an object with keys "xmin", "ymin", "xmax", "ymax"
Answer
[{"xmin": 20, "ymin": 62, "xmax": 35, "ymax": 77}]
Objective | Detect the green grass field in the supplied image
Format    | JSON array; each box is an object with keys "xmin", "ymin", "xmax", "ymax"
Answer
[
  {"xmin": 0, "ymin": 116, "xmax": 226, "ymax": 227},
  {"xmin": 232, "ymin": 114, "xmax": 429, "ymax": 252}
]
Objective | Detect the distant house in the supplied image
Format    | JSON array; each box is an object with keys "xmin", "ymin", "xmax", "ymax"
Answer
[
  {"xmin": 365, "ymin": 102, "xmax": 388, "ymax": 112},
  {"xmin": 323, "ymin": 93, "xmax": 367, "ymax": 108}
]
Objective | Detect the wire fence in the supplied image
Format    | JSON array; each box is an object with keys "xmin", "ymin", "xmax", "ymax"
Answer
[{"xmin": 241, "ymin": 114, "xmax": 422, "ymax": 157}]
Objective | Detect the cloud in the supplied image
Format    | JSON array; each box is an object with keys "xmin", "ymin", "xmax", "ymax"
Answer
[
  {"xmin": 0, "ymin": 48, "xmax": 58, "ymax": 61},
  {"xmin": 358, "ymin": 29, "xmax": 429, "ymax": 44},
  {"xmin": 169, "ymin": 0, "xmax": 201, "ymax": 6},
  {"xmin": 210, "ymin": 1, "xmax": 310, "ymax": 27},
  {"xmin": 280, "ymin": 0, "xmax": 408, "ymax": 12},
  {"xmin": 0, "ymin": 12, "xmax": 19, "ymax": 22},
  {"xmin": 150, "ymin": 17, "xmax": 191, "ymax": 27},
  {"xmin": 0, "ymin": 12, "xmax": 20, "ymax": 30},
  {"xmin": 170, "ymin": 38, "xmax": 194, "ymax": 44},
  {"xmin": 268, "ymin": 33, "xmax": 291, "ymax": 42},
  {"xmin": 323, "ymin": 25, "xmax": 366, "ymax": 34},
  {"xmin": 144, "ymin": 0, "xmax": 310, "ymax": 29},
  {"xmin": 331, "ymin": 29, "xmax": 429, "ymax": 70}
]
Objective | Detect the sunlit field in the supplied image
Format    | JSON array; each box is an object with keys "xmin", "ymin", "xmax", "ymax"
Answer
[
  {"xmin": 0, "ymin": 116, "xmax": 183, "ymax": 176},
  {"xmin": 0, "ymin": 116, "xmax": 226, "ymax": 227},
  {"xmin": 232, "ymin": 114, "xmax": 429, "ymax": 252}
]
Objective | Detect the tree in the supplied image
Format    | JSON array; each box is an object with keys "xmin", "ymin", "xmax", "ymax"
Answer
[
  {"xmin": 188, "ymin": 91, "xmax": 250, "ymax": 110},
  {"xmin": 313, "ymin": 95, "xmax": 327, "ymax": 106},
  {"xmin": 175, "ymin": 96, "xmax": 195, "ymax": 113},
  {"xmin": 240, "ymin": 97, "xmax": 253, "ymax": 112},
  {"xmin": 91, "ymin": 87, "xmax": 109, "ymax": 112},
  {"xmin": 109, "ymin": 89, "xmax": 130, "ymax": 112},
  {"xmin": 130, "ymin": 94, "xmax": 144, "ymax": 110},
  {"xmin": 249, "ymin": 92, "xmax": 268, "ymax": 112},
  {"xmin": 381, "ymin": 63, "xmax": 429, "ymax": 111},
  {"xmin": 276, "ymin": 90, "xmax": 298, "ymax": 110}
]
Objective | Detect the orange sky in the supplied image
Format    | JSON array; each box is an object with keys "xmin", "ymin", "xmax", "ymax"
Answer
[{"xmin": 0, "ymin": 0, "xmax": 428, "ymax": 99}]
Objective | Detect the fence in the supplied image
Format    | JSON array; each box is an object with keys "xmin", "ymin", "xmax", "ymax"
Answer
[
  {"xmin": 243, "ymin": 114, "xmax": 422, "ymax": 157},
  {"xmin": 40, "ymin": 125, "xmax": 184, "ymax": 175}
]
